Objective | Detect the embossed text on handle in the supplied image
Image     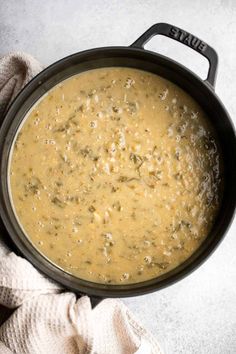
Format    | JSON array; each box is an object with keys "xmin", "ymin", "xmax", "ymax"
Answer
[{"xmin": 169, "ymin": 26, "xmax": 207, "ymax": 53}]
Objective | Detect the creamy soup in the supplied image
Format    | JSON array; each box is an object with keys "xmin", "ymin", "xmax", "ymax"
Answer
[{"xmin": 9, "ymin": 68, "xmax": 223, "ymax": 284}]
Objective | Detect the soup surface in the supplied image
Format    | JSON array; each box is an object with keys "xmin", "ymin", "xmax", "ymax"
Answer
[{"xmin": 9, "ymin": 68, "xmax": 223, "ymax": 284}]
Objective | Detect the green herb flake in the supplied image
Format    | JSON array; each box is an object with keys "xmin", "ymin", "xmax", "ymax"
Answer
[
  {"xmin": 88, "ymin": 205, "xmax": 96, "ymax": 213},
  {"xmin": 51, "ymin": 196, "xmax": 66, "ymax": 208}
]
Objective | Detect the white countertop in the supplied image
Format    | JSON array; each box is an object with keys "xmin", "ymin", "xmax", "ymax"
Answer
[{"xmin": 1, "ymin": 0, "xmax": 236, "ymax": 353}]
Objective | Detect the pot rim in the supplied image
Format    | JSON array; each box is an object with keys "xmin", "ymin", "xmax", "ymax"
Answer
[{"xmin": 0, "ymin": 45, "xmax": 235, "ymax": 298}]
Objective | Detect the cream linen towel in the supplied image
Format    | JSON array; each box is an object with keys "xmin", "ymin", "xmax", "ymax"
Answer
[{"xmin": 0, "ymin": 53, "xmax": 163, "ymax": 354}]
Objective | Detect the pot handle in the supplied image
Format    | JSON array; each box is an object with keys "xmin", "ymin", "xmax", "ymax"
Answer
[{"xmin": 131, "ymin": 23, "xmax": 218, "ymax": 88}]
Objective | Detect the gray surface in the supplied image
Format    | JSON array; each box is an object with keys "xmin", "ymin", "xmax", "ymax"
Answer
[{"xmin": 1, "ymin": 0, "xmax": 236, "ymax": 353}]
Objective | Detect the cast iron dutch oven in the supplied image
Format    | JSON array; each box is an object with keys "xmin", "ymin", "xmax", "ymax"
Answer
[{"xmin": 0, "ymin": 23, "xmax": 235, "ymax": 301}]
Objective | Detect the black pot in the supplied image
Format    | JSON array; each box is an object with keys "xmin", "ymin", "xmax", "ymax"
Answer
[{"xmin": 0, "ymin": 23, "xmax": 235, "ymax": 299}]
